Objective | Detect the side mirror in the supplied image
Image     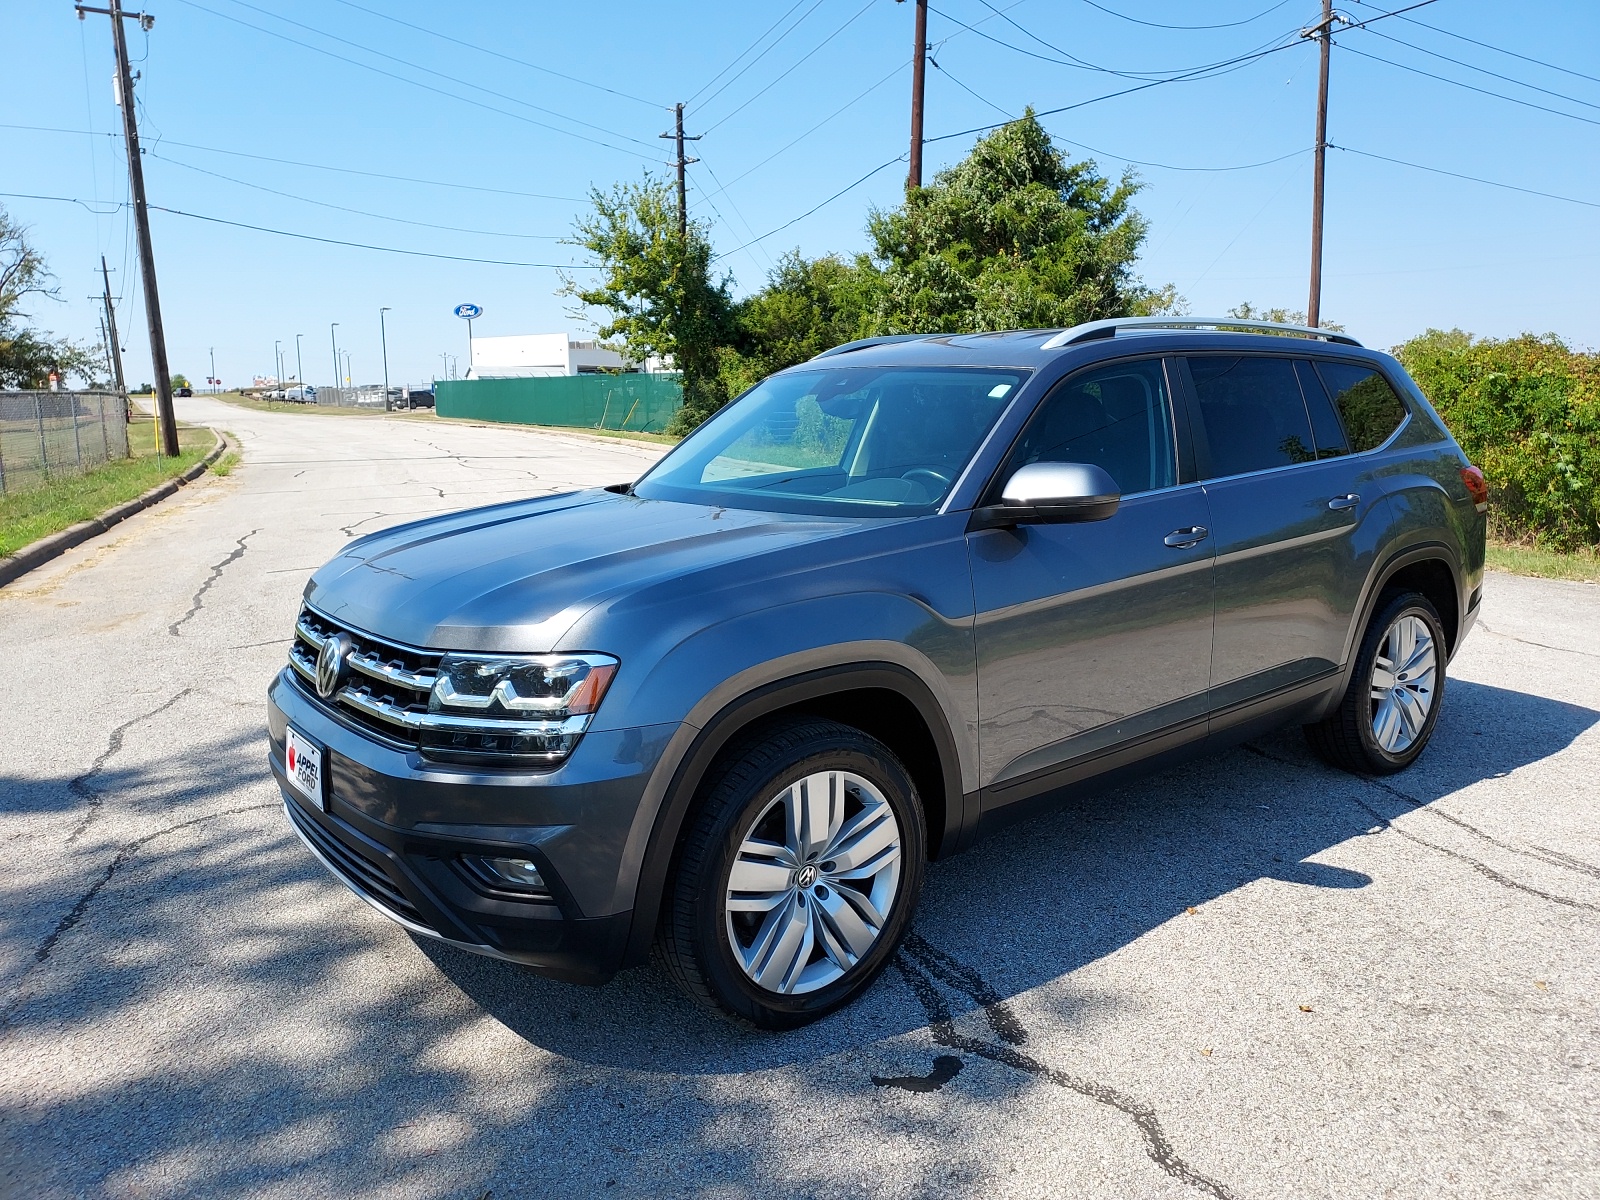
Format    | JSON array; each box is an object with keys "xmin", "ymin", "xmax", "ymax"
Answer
[{"xmin": 970, "ymin": 462, "xmax": 1121, "ymax": 529}]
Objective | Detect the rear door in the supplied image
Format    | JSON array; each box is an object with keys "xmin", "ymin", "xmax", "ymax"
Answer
[
  {"xmin": 1179, "ymin": 353, "xmax": 1392, "ymax": 712},
  {"xmin": 969, "ymin": 356, "xmax": 1215, "ymax": 797}
]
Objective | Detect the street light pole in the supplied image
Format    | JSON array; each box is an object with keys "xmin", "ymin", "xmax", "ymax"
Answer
[
  {"xmin": 330, "ymin": 322, "xmax": 340, "ymax": 396},
  {"xmin": 275, "ymin": 339, "xmax": 282, "ymax": 387},
  {"xmin": 294, "ymin": 333, "xmax": 303, "ymax": 390},
  {"xmin": 208, "ymin": 345, "xmax": 215, "ymax": 393},
  {"xmin": 379, "ymin": 306, "xmax": 391, "ymax": 408}
]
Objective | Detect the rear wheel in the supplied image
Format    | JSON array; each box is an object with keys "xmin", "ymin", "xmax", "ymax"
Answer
[
  {"xmin": 1305, "ymin": 589, "xmax": 1446, "ymax": 775},
  {"xmin": 656, "ymin": 718, "xmax": 926, "ymax": 1029}
]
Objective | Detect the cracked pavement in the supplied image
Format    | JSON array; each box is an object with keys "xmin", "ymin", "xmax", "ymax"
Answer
[{"xmin": 2, "ymin": 395, "xmax": 1598, "ymax": 1199}]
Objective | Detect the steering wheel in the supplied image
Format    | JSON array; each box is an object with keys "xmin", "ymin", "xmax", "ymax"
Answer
[{"xmin": 900, "ymin": 467, "xmax": 952, "ymax": 497}]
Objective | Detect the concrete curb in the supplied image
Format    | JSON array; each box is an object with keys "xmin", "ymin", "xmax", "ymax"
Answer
[{"xmin": 0, "ymin": 429, "xmax": 231, "ymax": 590}]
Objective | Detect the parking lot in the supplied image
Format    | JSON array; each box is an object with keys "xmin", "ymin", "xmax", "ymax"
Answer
[{"xmin": 2, "ymin": 395, "xmax": 1597, "ymax": 1199}]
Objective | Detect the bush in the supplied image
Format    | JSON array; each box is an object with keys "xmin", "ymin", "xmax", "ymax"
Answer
[{"xmin": 1396, "ymin": 330, "xmax": 1600, "ymax": 550}]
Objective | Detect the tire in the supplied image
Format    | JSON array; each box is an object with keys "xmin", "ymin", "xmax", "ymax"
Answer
[
  {"xmin": 1305, "ymin": 589, "xmax": 1447, "ymax": 775},
  {"xmin": 655, "ymin": 717, "xmax": 927, "ymax": 1029}
]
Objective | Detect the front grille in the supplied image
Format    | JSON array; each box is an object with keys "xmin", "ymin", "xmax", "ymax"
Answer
[
  {"xmin": 289, "ymin": 606, "xmax": 441, "ymax": 747},
  {"xmin": 286, "ymin": 799, "xmax": 431, "ymax": 930}
]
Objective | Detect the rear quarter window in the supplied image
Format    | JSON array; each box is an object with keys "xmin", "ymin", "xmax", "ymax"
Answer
[{"xmin": 1314, "ymin": 362, "xmax": 1408, "ymax": 452}]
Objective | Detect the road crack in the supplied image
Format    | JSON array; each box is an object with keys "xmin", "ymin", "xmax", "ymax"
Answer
[
  {"xmin": 169, "ymin": 529, "xmax": 259, "ymax": 637},
  {"xmin": 1476, "ymin": 618, "xmax": 1600, "ymax": 660},
  {"xmin": 3, "ymin": 802, "xmax": 277, "ymax": 1026},
  {"xmin": 66, "ymin": 689, "xmax": 194, "ymax": 843},
  {"xmin": 1241, "ymin": 744, "xmax": 1600, "ymax": 914},
  {"xmin": 894, "ymin": 934, "xmax": 1238, "ymax": 1200}
]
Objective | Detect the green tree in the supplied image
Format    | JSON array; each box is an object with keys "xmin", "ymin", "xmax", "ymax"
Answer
[
  {"xmin": 171, "ymin": 373, "xmax": 191, "ymax": 389},
  {"xmin": 0, "ymin": 206, "xmax": 100, "ymax": 388},
  {"xmin": 1227, "ymin": 301, "xmax": 1344, "ymax": 333},
  {"xmin": 564, "ymin": 175, "xmax": 735, "ymax": 434},
  {"xmin": 866, "ymin": 110, "xmax": 1177, "ymax": 333}
]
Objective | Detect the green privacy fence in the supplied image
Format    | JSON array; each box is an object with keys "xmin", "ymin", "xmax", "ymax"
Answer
[{"xmin": 436, "ymin": 374, "xmax": 682, "ymax": 433}]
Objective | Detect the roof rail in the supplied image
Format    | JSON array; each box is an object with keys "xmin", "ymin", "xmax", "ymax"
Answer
[
  {"xmin": 1040, "ymin": 316, "xmax": 1363, "ymax": 350},
  {"xmin": 810, "ymin": 334, "xmax": 933, "ymax": 360}
]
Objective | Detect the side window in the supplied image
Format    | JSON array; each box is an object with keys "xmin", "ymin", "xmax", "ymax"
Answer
[
  {"xmin": 1003, "ymin": 358, "xmax": 1176, "ymax": 496},
  {"xmin": 1187, "ymin": 356, "xmax": 1317, "ymax": 478},
  {"xmin": 1315, "ymin": 362, "xmax": 1408, "ymax": 453},
  {"xmin": 1295, "ymin": 360, "xmax": 1350, "ymax": 459}
]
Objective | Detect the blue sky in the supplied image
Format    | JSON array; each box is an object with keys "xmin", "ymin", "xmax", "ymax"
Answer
[{"xmin": 4, "ymin": 0, "xmax": 1597, "ymax": 388}]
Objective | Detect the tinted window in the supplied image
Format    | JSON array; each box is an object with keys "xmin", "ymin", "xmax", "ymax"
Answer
[
  {"xmin": 1295, "ymin": 360, "xmax": 1349, "ymax": 458},
  {"xmin": 635, "ymin": 366, "xmax": 1027, "ymax": 516},
  {"xmin": 1315, "ymin": 362, "xmax": 1407, "ymax": 452},
  {"xmin": 1003, "ymin": 358, "xmax": 1176, "ymax": 496},
  {"xmin": 1187, "ymin": 356, "xmax": 1316, "ymax": 478}
]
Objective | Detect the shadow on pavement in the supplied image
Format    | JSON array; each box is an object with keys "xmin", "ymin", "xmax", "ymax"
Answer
[{"xmin": 0, "ymin": 678, "xmax": 1593, "ymax": 1198}]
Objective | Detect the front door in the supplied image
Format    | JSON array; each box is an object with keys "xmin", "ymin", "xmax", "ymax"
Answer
[{"xmin": 969, "ymin": 356, "xmax": 1215, "ymax": 797}]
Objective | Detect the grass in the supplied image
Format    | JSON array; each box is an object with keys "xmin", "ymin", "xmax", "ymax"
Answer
[
  {"xmin": 1486, "ymin": 540, "xmax": 1600, "ymax": 583},
  {"xmin": 209, "ymin": 390, "xmax": 390, "ymax": 417},
  {"xmin": 0, "ymin": 417, "xmax": 214, "ymax": 558}
]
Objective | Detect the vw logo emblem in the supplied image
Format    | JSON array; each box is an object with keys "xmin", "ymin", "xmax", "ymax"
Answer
[
  {"xmin": 315, "ymin": 634, "xmax": 350, "ymax": 700},
  {"xmin": 795, "ymin": 864, "xmax": 819, "ymax": 889}
]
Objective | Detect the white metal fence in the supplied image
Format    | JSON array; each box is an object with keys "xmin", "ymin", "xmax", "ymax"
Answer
[{"xmin": 0, "ymin": 391, "xmax": 131, "ymax": 494}]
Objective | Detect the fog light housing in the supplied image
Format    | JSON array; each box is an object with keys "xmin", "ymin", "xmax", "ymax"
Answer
[{"xmin": 461, "ymin": 855, "xmax": 550, "ymax": 897}]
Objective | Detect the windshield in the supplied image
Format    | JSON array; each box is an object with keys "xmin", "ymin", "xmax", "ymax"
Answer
[{"xmin": 633, "ymin": 365, "xmax": 1029, "ymax": 517}]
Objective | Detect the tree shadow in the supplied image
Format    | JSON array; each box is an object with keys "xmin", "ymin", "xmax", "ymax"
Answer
[{"xmin": 0, "ymin": 678, "xmax": 1593, "ymax": 1198}]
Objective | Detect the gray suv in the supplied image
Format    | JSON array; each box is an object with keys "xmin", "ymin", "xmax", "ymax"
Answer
[{"xmin": 268, "ymin": 317, "xmax": 1487, "ymax": 1028}]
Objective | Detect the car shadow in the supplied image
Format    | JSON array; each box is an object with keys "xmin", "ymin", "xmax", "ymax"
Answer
[{"xmin": 422, "ymin": 677, "xmax": 1600, "ymax": 1071}]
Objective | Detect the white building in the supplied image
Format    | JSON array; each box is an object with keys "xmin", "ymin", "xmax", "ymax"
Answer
[{"xmin": 466, "ymin": 333, "xmax": 639, "ymax": 379}]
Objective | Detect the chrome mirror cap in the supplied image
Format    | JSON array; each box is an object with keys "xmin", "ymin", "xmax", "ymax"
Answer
[{"xmin": 971, "ymin": 462, "xmax": 1121, "ymax": 529}]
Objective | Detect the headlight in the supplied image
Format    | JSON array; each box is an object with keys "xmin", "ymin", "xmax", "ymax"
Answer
[{"xmin": 421, "ymin": 653, "xmax": 618, "ymax": 765}]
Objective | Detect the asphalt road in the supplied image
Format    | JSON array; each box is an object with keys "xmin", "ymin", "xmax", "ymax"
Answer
[{"xmin": 2, "ymin": 396, "xmax": 1597, "ymax": 1199}]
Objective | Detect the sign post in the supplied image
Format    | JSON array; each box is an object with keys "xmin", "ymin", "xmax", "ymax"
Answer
[{"xmin": 453, "ymin": 303, "xmax": 482, "ymax": 378}]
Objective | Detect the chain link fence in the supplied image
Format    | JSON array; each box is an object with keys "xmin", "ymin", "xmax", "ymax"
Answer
[{"xmin": 0, "ymin": 391, "xmax": 131, "ymax": 494}]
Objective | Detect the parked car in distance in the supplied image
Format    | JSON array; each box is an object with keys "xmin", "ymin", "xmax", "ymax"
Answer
[
  {"xmin": 283, "ymin": 385, "xmax": 317, "ymax": 403},
  {"xmin": 268, "ymin": 317, "xmax": 1487, "ymax": 1029},
  {"xmin": 406, "ymin": 388, "xmax": 436, "ymax": 410},
  {"xmin": 174, "ymin": 385, "xmax": 193, "ymax": 397}
]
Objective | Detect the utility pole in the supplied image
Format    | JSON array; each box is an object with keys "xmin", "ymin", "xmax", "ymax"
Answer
[
  {"xmin": 1305, "ymin": 0, "xmax": 1336, "ymax": 328},
  {"xmin": 97, "ymin": 315, "xmax": 115, "ymax": 384},
  {"xmin": 330, "ymin": 322, "xmax": 340, "ymax": 394},
  {"xmin": 294, "ymin": 333, "xmax": 303, "ymax": 390},
  {"xmin": 78, "ymin": 0, "xmax": 178, "ymax": 456},
  {"xmin": 208, "ymin": 345, "xmax": 216, "ymax": 391},
  {"xmin": 275, "ymin": 339, "xmax": 283, "ymax": 386},
  {"xmin": 659, "ymin": 103, "xmax": 701, "ymax": 240},
  {"xmin": 98, "ymin": 255, "xmax": 127, "ymax": 398},
  {"xmin": 903, "ymin": 0, "xmax": 929, "ymax": 190},
  {"xmin": 379, "ymin": 307, "xmax": 391, "ymax": 405}
]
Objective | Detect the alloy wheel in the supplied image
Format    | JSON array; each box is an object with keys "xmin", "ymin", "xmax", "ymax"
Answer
[
  {"xmin": 1369, "ymin": 613, "xmax": 1438, "ymax": 754},
  {"xmin": 724, "ymin": 770, "xmax": 903, "ymax": 995}
]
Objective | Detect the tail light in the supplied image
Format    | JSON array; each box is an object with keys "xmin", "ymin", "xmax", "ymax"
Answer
[{"xmin": 1460, "ymin": 465, "xmax": 1488, "ymax": 513}]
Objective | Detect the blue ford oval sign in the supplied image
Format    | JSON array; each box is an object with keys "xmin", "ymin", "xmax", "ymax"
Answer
[{"xmin": 453, "ymin": 303, "xmax": 483, "ymax": 320}]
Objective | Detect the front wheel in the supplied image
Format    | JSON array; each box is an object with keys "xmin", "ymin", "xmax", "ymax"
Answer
[
  {"xmin": 655, "ymin": 718, "xmax": 926, "ymax": 1029},
  {"xmin": 1305, "ymin": 589, "xmax": 1447, "ymax": 775}
]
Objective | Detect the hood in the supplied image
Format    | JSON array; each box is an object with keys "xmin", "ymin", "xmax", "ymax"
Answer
[{"xmin": 304, "ymin": 489, "xmax": 868, "ymax": 651}]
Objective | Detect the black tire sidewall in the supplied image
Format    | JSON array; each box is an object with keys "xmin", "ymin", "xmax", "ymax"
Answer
[
  {"xmin": 693, "ymin": 732, "xmax": 926, "ymax": 1027},
  {"xmin": 1353, "ymin": 592, "xmax": 1447, "ymax": 771}
]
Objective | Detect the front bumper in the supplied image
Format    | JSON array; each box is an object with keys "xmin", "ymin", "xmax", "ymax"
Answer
[{"xmin": 267, "ymin": 668, "xmax": 677, "ymax": 984}]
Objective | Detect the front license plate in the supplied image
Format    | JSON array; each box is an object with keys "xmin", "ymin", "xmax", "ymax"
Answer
[{"xmin": 284, "ymin": 726, "xmax": 326, "ymax": 811}]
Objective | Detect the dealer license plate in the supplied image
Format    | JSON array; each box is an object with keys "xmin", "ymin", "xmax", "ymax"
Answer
[{"xmin": 285, "ymin": 727, "xmax": 326, "ymax": 811}]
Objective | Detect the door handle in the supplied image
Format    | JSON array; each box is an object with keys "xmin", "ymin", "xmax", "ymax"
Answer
[
  {"xmin": 1328, "ymin": 494, "xmax": 1361, "ymax": 511},
  {"xmin": 1164, "ymin": 526, "xmax": 1209, "ymax": 548}
]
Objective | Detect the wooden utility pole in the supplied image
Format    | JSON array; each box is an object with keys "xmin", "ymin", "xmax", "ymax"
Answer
[
  {"xmin": 99, "ymin": 255, "xmax": 128, "ymax": 398},
  {"xmin": 906, "ymin": 0, "xmax": 928, "ymax": 190},
  {"xmin": 659, "ymin": 103, "xmax": 701, "ymax": 240},
  {"xmin": 1306, "ymin": 0, "xmax": 1335, "ymax": 328},
  {"xmin": 78, "ymin": 0, "xmax": 178, "ymax": 455}
]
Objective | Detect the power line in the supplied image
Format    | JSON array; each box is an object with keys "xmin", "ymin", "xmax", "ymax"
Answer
[
  {"xmin": 1331, "ymin": 145, "xmax": 1600, "ymax": 211},
  {"xmin": 694, "ymin": 0, "xmax": 831, "ymax": 113},
  {"xmin": 688, "ymin": 0, "xmax": 811, "ymax": 105},
  {"xmin": 1339, "ymin": 43, "xmax": 1600, "ymax": 128},
  {"xmin": 0, "ymin": 191, "xmax": 581, "ymax": 266},
  {"xmin": 712, "ymin": 153, "xmax": 909, "ymax": 261},
  {"xmin": 171, "ymin": 0, "xmax": 657, "ymax": 159},
  {"xmin": 929, "ymin": 58, "xmax": 1011, "ymax": 119},
  {"xmin": 702, "ymin": 0, "xmax": 879, "ymax": 132},
  {"xmin": 1356, "ymin": 25, "xmax": 1600, "ymax": 113},
  {"xmin": 147, "ymin": 151, "xmax": 567, "ymax": 239},
  {"xmin": 1389, "ymin": 9, "xmax": 1600, "ymax": 87},
  {"xmin": 324, "ymin": 0, "xmax": 665, "ymax": 109},
  {"xmin": 1074, "ymin": 0, "xmax": 1299, "ymax": 31},
  {"xmin": 0, "ymin": 123, "xmax": 587, "ymax": 202}
]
